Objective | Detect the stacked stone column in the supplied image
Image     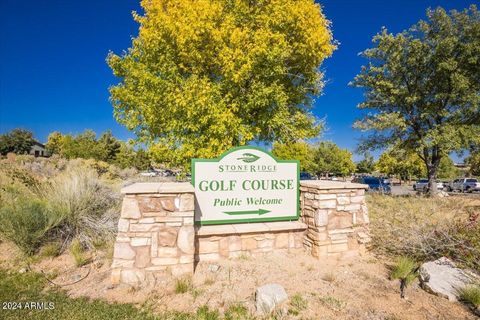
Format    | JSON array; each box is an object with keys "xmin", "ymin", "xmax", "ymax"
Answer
[
  {"xmin": 300, "ymin": 181, "xmax": 370, "ymax": 258},
  {"xmin": 111, "ymin": 183, "xmax": 195, "ymax": 286}
]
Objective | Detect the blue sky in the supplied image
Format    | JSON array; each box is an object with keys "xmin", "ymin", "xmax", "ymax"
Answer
[{"xmin": 0, "ymin": 0, "xmax": 473, "ymax": 161}]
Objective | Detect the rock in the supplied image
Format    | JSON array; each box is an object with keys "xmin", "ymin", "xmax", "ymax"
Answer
[
  {"xmin": 437, "ymin": 190, "xmax": 450, "ymax": 198},
  {"xmin": 208, "ymin": 264, "xmax": 220, "ymax": 273},
  {"xmin": 255, "ymin": 283, "xmax": 288, "ymax": 314},
  {"xmin": 177, "ymin": 225, "xmax": 195, "ymax": 254},
  {"xmin": 419, "ymin": 257, "xmax": 478, "ymax": 301}
]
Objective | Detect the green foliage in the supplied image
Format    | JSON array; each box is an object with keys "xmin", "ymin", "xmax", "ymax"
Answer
[
  {"xmin": 390, "ymin": 256, "xmax": 418, "ymax": 284},
  {"xmin": 42, "ymin": 165, "xmax": 120, "ymax": 249},
  {"xmin": 224, "ymin": 303, "xmax": 251, "ymax": 320},
  {"xmin": 39, "ymin": 242, "xmax": 62, "ymax": 258},
  {"xmin": 0, "ymin": 128, "xmax": 35, "ymax": 155},
  {"xmin": 459, "ymin": 284, "xmax": 480, "ymax": 307},
  {"xmin": 0, "ymin": 158, "xmax": 121, "ymax": 254},
  {"xmin": 319, "ymin": 295, "xmax": 346, "ymax": 311},
  {"xmin": 368, "ymin": 195, "xmax": 480, "ymax": 272},
  {"xmin": 288, "ymin": 293, "xmax": 308, "ymax": 316},
  {"xmin": 390, "ymin": 256, "xmax": 418, "ymax": 299},
  {"xmin": 108, "ymin": 0, "xmax": 335, "ymax": 169},
  {"xmin": 46, "ymin": 130, "xmax": 150, "ymax": 170},
  {"xmin": 174, "ymin": 276, "xmax": 193, "ymax": 294},
  {"xmin": 466, "ymin": 150, "xmax": 480, "ymax": 176},
  {"xmin": 271, "ymin": 141, "xmax": 317, "ymax": 173},
  {"xmin": 314, "ymin": 141, "xmax": 356, "ymax": 176},
  {"xmin": 196, "ymin": 306, "xmax": 219, "ymax": 320},
  {"xmin": 375, "ymin": 149, "xmax": 426, "ymax": 180},
  {"xmin": 356, "ymin": 152, "xmax": 376, "ymax": 174},
  {"xmin": 70, "ymin": 238, "xmax": 89, "ymax": 267},
  {"xmin": 352, "ymin": 5, "xmax": 480, "ymax": 192},
  {"xmin": 0, "ymin": 197, "xmax": 57, "ymax": 255},
  {"xmin": 437, "ymin": 156, "xmax": 461, "ymax": 180},
  {"xmin": 0, "ymin": 268, "xmax": 166, "ymax": 320}
]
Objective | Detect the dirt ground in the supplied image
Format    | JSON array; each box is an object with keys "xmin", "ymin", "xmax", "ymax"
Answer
[{"xmin": 1, "ymin": 242, "xmax": 476, "ymax": 320}]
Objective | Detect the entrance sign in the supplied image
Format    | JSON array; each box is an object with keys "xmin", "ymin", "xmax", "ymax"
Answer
[{"xmin": 192, "ymin": 146, "xmax": 299, "ymax": 225}]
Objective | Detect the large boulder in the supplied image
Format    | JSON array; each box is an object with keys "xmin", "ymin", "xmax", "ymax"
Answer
[
  {"xmin": 255, "ymin": 283, "xmax": 288, "ymax": 314},
  {"xmin": 419, "ymin": 257, "xmax": 478, "ymax": 301}
]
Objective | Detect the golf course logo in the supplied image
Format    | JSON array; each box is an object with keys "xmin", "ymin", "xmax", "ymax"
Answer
[
  {"xmin": 191, "ymin": 146, "xmax": 299, "ymax": 225},
  {"xmin": 237, "ymin": 153, "xmax": 260, "ymax": 163}
]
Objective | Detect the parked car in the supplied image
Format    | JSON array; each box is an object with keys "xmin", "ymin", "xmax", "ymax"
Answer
[
  {"xmin": 300, "ymin": 172, "xmax": 315, "ymax": 180},
  {"xmin": 413, "ymin": 179, "xmax": 444, "ymax": 192},
  {"xmin": 357, "ymin": 176, "xmax": 391, "ymax": 194},
  {"xmin": 447, "ymin": 178, "xmax": 480, "ymax": 192}
]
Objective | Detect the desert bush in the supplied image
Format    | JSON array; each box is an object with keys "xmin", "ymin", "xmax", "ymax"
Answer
[
  {"xmin": 70, "ymin": 238, "xmax": 89, "ymax": 267},
  {"xmin": 174, "ymin": 276, "xmax": 193, "ymax": 294},
  {"xmin": 0, "ymin": 197, "xmax": 60, "ymax": 255},
  {"xmin": 368, "ymin": 195, "xmax": 480, "ymax": 272},
  {"xmin": 224, "ymin": 303, "xmax": 251, "ymax": 320},
  {"xmin": 42, "ymin": 165, "xmax": 120, "ymax": 249},
  {"xmin": 459, "ymin": 284, "xmax": 480, "ymax": 308},
  {"xmin": 390, "ymin": 256, "xmax": 418, "ymax": 298},
  {"xmin": 288, "ymin": 293, "xmax": 308, "ymax": 315},
  {"xmin": 39, "ymin": 242, "xmax": 62, "ymax": 258}
]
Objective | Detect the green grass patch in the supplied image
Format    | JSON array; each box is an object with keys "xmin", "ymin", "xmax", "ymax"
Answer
[
  {"xmin": 224, "ymin": 303, "xmax": 252, "ymax": 320},
  {"xmin": 459, "ymin": 284, "xmax": 480, "ymax": 307},
  {"xmin": 174, "ymin": 276, "xmax": 193, "ymax": 294},
  {"xmin": 69, "ymin": 239, "xmax": 89, "ymax": 267},
  {"xmin": 0, "ymin": 268, "xmax": 231, "ymax": 320},
  {"xmin": 288, "ymin": 293, "xmax": 308, "ymax": 315}
]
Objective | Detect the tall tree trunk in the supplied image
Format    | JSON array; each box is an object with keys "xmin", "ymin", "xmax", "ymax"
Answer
[{"xmin": 427, "ymin": 149, "xmax": 441, "ymax": 196}]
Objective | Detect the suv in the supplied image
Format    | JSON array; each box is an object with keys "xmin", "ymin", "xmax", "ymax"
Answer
[
  {"xmin": 413, "ymin": 179, "xmax": 444, "ymax": 192},
  {"xmin": 357, "ymin": 176, "xmax": 391, "ymax": 194},
  {"xmin": 448, "ymin": 178, "xmax": 480, "ymax": 193}
]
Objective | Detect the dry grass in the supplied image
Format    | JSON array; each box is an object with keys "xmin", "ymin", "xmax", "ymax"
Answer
[{"xmin": 368, "ymin": 194, "xmax": 480, "ymax": 272}]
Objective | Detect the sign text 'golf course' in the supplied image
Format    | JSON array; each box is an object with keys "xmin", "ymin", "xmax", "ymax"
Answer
[{"xmin": 192, "ymin": 147, "xmax": 299, "ymax": 225}]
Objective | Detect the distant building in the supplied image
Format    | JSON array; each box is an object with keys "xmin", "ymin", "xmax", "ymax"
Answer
[{"xmin": 29, "ymin": 141, "xmax": 49, "ymax": 157}]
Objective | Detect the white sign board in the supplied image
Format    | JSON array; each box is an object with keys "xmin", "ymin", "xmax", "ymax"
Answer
[{"xmin": 192, "ymin": 146, "xmax": 299, "ymax": 225}]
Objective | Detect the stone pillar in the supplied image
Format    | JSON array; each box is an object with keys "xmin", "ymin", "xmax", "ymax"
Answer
[
  {"xmin": 111, "ymin": 182, "xmax": 195, "ymax": 286},
  {"xmin": 300, "ymin": 180, "xmax": 370, "ymax": 258}
]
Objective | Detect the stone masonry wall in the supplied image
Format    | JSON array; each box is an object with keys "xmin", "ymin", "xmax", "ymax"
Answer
[
  {"xmin": 111, "ymin": 181, "xmax": 370, "ymax": 286},
  {"xmin": 195, "ymin": 222, "xmax": 306, "ymax": 261},
  {"xmin": 300, "ymin": 181, "xmax": 370, "ymax": 258},
  {"xmin": 111, "ymin": 183, "xmax": 195, "ymax": 286}
]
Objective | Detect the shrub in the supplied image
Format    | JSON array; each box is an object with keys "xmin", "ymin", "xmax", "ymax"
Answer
[
  {"xmin": 390, "ymin": 256, "xmax": 418, "ymax": 298},
  {"xmin": 43, "ymin": 165, "xmax": 120, "ymax": 249},
  {"xmin": 39, "ymin": 242, "xmax": 62, "ymax": 258},
  {"xmin": 368, "ymin": 195, "xmax": 480, "ymax": 272},
  {"xmin": 224, "ymin": 303, "xmax": 251, "ymax": 320},
  {"xmin": 319, "ymin": 295, "xmax": 346, "ymax": 311},
  {"xmin": 174, "ymin": 277, "xmax": 192, "ymax": 294},
  {"xmin": 196, "ymin": 305, "xmax": 219, "ymax": 320},
  {"xmin": 288, "ymin": 293, "xmax": 308, "ymax": 315},
  {"xmin": 459, "ymin": 284, "xmax": 480, "ymax": 308},
  {"xmin": 0, "ymin": 197, "xmax": 59, "ymax": 255},
  {"xmin": 70, "ymin": 238, "xmax": 89, "ymax": 267}
]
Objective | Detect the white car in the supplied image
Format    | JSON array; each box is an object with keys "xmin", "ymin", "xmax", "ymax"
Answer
[{"xmin": 413, "ymin": 179, "xmax": 444, "ymax": 192}]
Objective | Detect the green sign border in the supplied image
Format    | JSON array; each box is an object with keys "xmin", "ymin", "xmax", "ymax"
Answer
[{"xmin": 191, "ymin": 146, "xmax": 300, "ymax": 226}]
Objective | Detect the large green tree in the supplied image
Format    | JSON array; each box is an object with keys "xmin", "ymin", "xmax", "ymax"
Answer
[
  {"xmin": 0, "ymin": 129, "xmax": 35, "ymax": 155},
  {"xmin": 271, "ymin": 141, "xmax": 316, "ymax": 173},
  {"xmin": 107, "ymin": 0, "xmax": 335, "ymax": 169},
  {"xmin": 356, "ymin": 152, "xmax": 375, "ymax": 174},
  {"xmin": 352, "ymin": 6, "xmax": 480, "ymax": 194},
  {"xmin": 314, "ymin": 141, "xmax": 356, "ymax": 177}
]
